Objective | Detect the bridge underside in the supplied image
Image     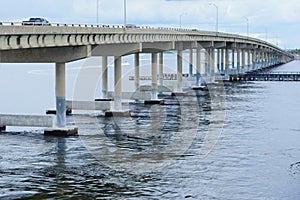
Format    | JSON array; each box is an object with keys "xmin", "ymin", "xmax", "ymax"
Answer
[{"xmin": 0, "ymin": 46, "xmax": 91, "ymax": 63}]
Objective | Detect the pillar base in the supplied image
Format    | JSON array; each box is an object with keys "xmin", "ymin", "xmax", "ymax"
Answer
[
  {"xmin": 144, "ymin": 99, "xmax": 164, "ymax": 105},
  {"xmin": 105, "ymin": 109, "xmax": 131, "ymax": 117},
  {"xmin": 0, "ymin": 126, "xmax": 6, "ymax": 132},
  {"xmin": 46, "ymin": 108, "xmax": 72, "ymax": 115},
  {"xmin": 192, "ymin": 86, "xmax": 208, "ymax": 91},
  {"xmin": 44, "ymin": 126, "xmax": 78, "ymax": 136},
  {"xmin": 95, "ymin": 98, "xmax": 113, "ymax": 102},
  {"xmin": 206, "ymin": 82, "xmax": 222, "ymax": 86},
  {"xmin": 171, "ymin": 92, "xmax": 187, "ymax": 96}
]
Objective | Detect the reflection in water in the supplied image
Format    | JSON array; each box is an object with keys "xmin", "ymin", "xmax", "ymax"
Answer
[{"xmin": 1, "ymin": 62, "xmax": 300, "ymax": 199}]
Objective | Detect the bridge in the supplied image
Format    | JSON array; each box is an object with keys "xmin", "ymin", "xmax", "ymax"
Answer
[{"xmin": 0, "ymin": 23, "xmax": 294, "ymax": 135}]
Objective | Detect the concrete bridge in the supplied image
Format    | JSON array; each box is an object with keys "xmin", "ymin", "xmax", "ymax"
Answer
[{"xmin": 0, "ymin": 23, "xmax": 294, "ymax": 135}]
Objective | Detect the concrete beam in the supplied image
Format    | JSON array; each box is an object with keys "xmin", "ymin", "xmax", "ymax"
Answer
[
  {"xmin": 142, "ymin": 42, "xmax": 173, "ymax": 52},
  {"xmin": 0, "ymin": 114, "xmax": 55, "ymax": 127},
  {"xmin": 66, "ymin": 100, "xmax": 111, "ymax": 110},
  {"xmin": 92, "ymin": 43, "xmax": 140, "ymax": 56},
  {"xmin": 175, "ymin": 41, "xmax": 193, "ymax": 51},
  {"xmin": 214, "ymin": 41, "xmax": 226, "ymax": 49},
  {"xmin": 198, "ymin": 41, "xmax": 214, "ymax": 48},
  {"xmin": 0, "ymin": 46, "xmax": 91, "ymax": 63}
]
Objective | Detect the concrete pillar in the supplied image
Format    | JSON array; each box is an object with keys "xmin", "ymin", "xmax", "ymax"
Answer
[
  {"xmin": 189, "ymin": 49, "xmax": 193, "ymax": 78},
  {"xmin": 220, "ymin": 49, "xmax": 224, "ymax": 73},
  {"xmin": 102, "ymin": 56, "xmax": 108, "ymax": 98},
  {"xmin": 159, "ymin": 52, "xmax": 164, "ymax": 88},
  {"xmin": 210, "ymin": 48, "xmax": 215, "ymax": 82},
  {"xmin": 232, "ymin": 49, "xmax": 235, "ymax": 69},
  {"xmin": 252, "ymin": 50, "xmax": 256, "ymax": 69},
  {"xmin": 257, "ymin": 51, "xmax": 261, "ymax": 68},
  {"xmin": 217, "ymin": 49, "xmax": 220, "ymax": 73},
  {"xmin": 242, "ymin": 50, "xmax": 245, "ymax": 73},
  {"xmin": 205, "ymin": 49, "xmax": 209, "ymax": 76},
  {"xmin": 151, "ymin": 53, "xmax": 158, "ymax": 100},
  {"xmin": 225, "ymin": 49, "xmax": 229, "ymax": 76},
  {"xmin": 134, "ymin": 53, "xmax": 140, "ymax": 91},
  {"xmin": 114, "ymin": 56, "xmax": 122, "ymax": 110},
  {"xmin": 237, "ymin": 49, "xmax": 241, "ymax": 73},
  {"xmin": 247, "ymin": 49, "xmax": 251, "ymax": 71},
  {"xmin": 177, "ymin": 50, "xmax": 183, "ymax": 92},
  {"xmin": 196, "ymin": 48, "xmax": 201, "ymax": 86},
  {"xmin": 55, "ymin": 63, "xmax": 66, "ymax": 128}
]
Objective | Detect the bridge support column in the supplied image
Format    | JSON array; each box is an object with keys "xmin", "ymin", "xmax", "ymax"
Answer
[
  {"xmin": 252, "ymin": 50, "xmax": 257, "ymax": 70},
  {"xmin": 225, "ymin": 49, "xmax": 229, "ymax": 78},
  {"xmin": 210, "ymin": 48, "xmax": 215, "ymax": 82},
  {"xmin": 145, "ymin": 53, "xmax": 164, "ymax": 104},
  {"xmin": 205, "ymin": 48, "xmax": 209, "ymax": 78},
  {"xmin": 220, "ymin": 49, "xmax": 224, "ymax": 74},
  {"xmin": 102, "ymin": 56, "xmax": 108, "ymax": 99},
  {"xmin": 217, "ymin": 49, "xmax": 220, "ymax": 73},
  {"xmin": 105, "ymin": 56, "xmax": 130, "ymax": 116},
  {"xmin": 159, "ymin": 52, "xmax": 164, "ymax": 92},
  {"xmin": 172, "ymin": 50, "xmax": 186, "ymax": 96},
  {"xmin": 195, "ymin": 48, "xmax": 201, "ymax": 86},
  {"xmin": 242, "ymin": 50, "xmax": 245, "ymax": 73},
  {"xmin": 44, "ymin": 63, "xmax": 78, "ymax": 136},
  {"xmin": 134, "ymin": 53, "xmax": 140, "ymax": 91},
  {"xmin": 257, "ymin": 51, "xmax": 262, "ymax": 69},
  {"xmin": 55, "ymin": 63, "xmax": 66, "ymax": 128},
  {"xmin": 232, "ymin": 49, "xmax": 235, "ymax": 69},
  {"xmin": 247, "ymin": 49, "xmax": 251, "ymax": 72},
  {"xmin": 237, "ymin": 49, "xmax": 241, "ymax": 74},
  {"xmin": 189, "ymin": 49, "xmax": 193, "ymax": 78}
]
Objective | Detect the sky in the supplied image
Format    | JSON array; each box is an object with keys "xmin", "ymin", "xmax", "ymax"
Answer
[{"xmin": 1, "ymin": 0, "xmax": 299, "ymax": 49}]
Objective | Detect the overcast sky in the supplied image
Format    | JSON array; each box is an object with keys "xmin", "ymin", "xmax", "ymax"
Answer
[{"xmin": 1, "ymin": 0, "xmax": 299, "ymax": 49}]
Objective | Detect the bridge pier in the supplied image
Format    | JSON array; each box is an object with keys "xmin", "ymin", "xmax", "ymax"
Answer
[
  {"xmin": 247, "ymin": 49, "xmax": 251, "ymax": 72},
  {"xmin": 252, "ymin": 50, "xmax": 257, "ymax": 70},
  {"xmin": 220, "ymin": 49, "xmax": 224, "ymax": 74},
  {"xmin": 145, "ymin": 53, "xmax": 164, "ymax": 104},
  {"xmin": 225, "ymin": 48, "xmax": 230, "ymax": 77},
  {"xmin": 102, "ymin": 56, "xmax": 109, "ymax": 99},
  {"xmin": 232, "ymin": 49, "xmax": 235, "ymax": 70},
  {"xmin": 193, "ymin": 47, "xmax": 202, "ymax": 88},
  {"xmin": 189, "ymin": 49, "xmax": 193, "ymax": 78},
  {"xmin": 159, "ymin": 52, "xmax": 164, "ymax": 91},
  {"xmin": 209, "ymin": 48, "xmax": 216, "ymax": 83},
  {"xmin": 237, "ymin": 49, "xmax": 241, "ymax": 74},
  {"xmin": 105, "ymin": 56, "xmax": 130, "ymax": 116},
  {"xmin": 44, "ymin": 62, "xmax": 78, "ymax": 136},
  {"xmin": 172, "ymin": 50, "xmax": 186, "ymax": 96},
  {"xmin": 216, "ymin": 49, "xmax": 220, "ymax": 73},
  {"xmin": 242, "ymin": 49, "xmax": 246, "ymax": 73},
  {"xmin": 134, "ymin": 53, "xmax": 140, "ymax": 91}
]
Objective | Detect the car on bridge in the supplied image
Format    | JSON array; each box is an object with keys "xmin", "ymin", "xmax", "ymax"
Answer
[{"xmin": 22, "ymin": 18, "xmax": 51, "ymax": 26}]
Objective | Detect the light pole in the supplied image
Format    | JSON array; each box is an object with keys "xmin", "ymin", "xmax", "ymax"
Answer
[
  {"xmin": 96, "ymin": 0, "xmax": 99, "ymax": 24},
  {"xmin": 179, "ymin": 13, "xmax": 186, "ymax": 28},
  {"xmin": 124, "ymin": 0, "xmax": 127, "ymax": 29},
  {"xmin": 209, "ymin": 3, "xmax": 218, "ymax": 33},
  {"xmin": 245, "ymin": 17, "xmax": 249, "ymax": 38}
]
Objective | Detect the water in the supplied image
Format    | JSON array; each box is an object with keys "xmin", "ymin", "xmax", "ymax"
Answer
[{"xmin": 0, "ymin": 59, "xmax": 300, "ymax": 199}]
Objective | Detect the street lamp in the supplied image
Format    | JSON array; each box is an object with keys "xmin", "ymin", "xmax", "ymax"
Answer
[
  {"xmin": 179, "ymin": 13, "xmax": 187, "ymax": 28},
  {"xmin": 124, "ymin": 0, "xmax": 127, "ymax": 29},
  {"xmin": 96, "ymin": 0, "xmax": 99, "ymax": 24},
  {"xmin": 245, "ymin": 17, "xmax": 249, "ymax": 38},
  {"xmin": 209, "ymin": 3, "xmax": 218, "ymax": 33}
]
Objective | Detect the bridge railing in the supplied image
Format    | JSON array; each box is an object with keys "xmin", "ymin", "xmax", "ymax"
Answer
[{"xmin": 0, "ymin": 21, "xmax": 293, "ymax": 58}]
